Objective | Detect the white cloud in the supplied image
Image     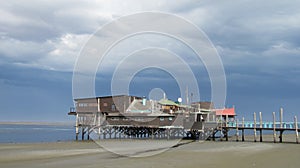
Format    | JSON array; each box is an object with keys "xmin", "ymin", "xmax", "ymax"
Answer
[{"xmin": 0, "ymin": 33, "xmax": 89, "ymax": 71}]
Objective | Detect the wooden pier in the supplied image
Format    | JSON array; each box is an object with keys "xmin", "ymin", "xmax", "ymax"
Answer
[
  {"xmin": 69, "ymin": 96, "xmax": 299, "ymax": 144},
  {"xmin": 216, "ymin": 109, "xmax": 300, "ymax": 144}
]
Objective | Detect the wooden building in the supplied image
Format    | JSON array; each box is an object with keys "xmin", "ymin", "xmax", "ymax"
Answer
[{"xmin": 68, "ymin": 95, "xmax": 219, "ymax": 140}]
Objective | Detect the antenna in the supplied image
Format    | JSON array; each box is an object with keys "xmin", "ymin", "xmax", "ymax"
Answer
[{"xmin": 186, "ymin": 86, "xmax": 189, "ymax": 105}]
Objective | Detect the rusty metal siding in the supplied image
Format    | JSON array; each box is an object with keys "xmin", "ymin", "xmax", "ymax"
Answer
[
  {"xmin": 75, "ymin": 95, "xmax": 139, "ymax": 114},
  {"xmin": 75, "ymin": 98, "xmax": 98, "ymax": 113}
]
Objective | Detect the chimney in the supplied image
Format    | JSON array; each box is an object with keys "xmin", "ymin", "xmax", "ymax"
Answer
[{"xmin": 142, "ymin": 96, "xmax": 146, "ymax": 106}]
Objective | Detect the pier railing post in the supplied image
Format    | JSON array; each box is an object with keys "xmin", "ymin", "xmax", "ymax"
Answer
[
  {"xmin": 225, "ymin": 115, "xmax": 228, "ymax": 141},
  {"xmin": 236, "ymin": 119, "xmax": 239, "ymax": 141},
  {"xmin": 273, "ymin": 112, "xmax": 276, "ymax": 143},
  {"xmin": 242, "ymin": 117, "xmax": 245, "ymax": 142},
  {"xmin": 254, "ymin": 112, "xmax": 257, "ymax": 142},
  {"xmin": 259, "ymin": 112, "xmax": 263, "ymax": 142},
  {"xmin": 295, "ymin": 116, "xmax": 299, "ymax": 144},
  {"xmin": 279, "ymin": 108, "xmax": 283, "ymax": 143},
  {"xmin": 220, "ymin": 116, "xmax": 223, "ymax": 141},
  {"xmin": 280, "ymin": 108, "xmax": 283, "ymax": 129}
]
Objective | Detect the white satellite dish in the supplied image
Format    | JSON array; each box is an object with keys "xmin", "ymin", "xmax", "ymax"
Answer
[{"xmin": 177, "ymin": 97, "xmax": 182, "ymax": 103}]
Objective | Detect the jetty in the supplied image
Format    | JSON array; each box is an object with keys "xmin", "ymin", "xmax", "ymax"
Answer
[{"xmin": 217, "ymin": 109, "xmax": 300, "ymax": 143}]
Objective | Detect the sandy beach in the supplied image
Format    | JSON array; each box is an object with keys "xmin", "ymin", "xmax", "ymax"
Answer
[{"xmin": 1, "ymin": 135, "xmax": 300, "ymax": 168}]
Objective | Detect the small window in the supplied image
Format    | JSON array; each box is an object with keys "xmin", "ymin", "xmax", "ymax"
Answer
[
  {"xmin": 78, "ymin": 103, "xmax": 88, "ymax": 107},
  {"xmin": 111, "ymin": 104, "xmax": 116, "ymax": 111},
  {"xmin": 160, "ymin": 117, "xmax": 164, "ymax": 121},
  {"xmin": 111, "ymin": 117, "xmax": 119, "ymax": 121}
]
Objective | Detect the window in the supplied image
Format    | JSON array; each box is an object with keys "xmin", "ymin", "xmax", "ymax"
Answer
[
  {"xmin": 168, "ymin": 117, "xmax": 173, "ymax": 121},
  {"xmin": 160, "ymin": 117, "xmax": 164, "ymax": 121},
  {"xmin": 111, "ymin": 104, "xmax": 116, "ymax": 111},
  {"xmin": 78, "ymin": 103, "xmax": 88, "ymax": 107}
]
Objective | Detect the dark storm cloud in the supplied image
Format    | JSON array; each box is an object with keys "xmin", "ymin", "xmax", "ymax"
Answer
[{"xmin": 1, "ymin": 0, "xmax": 300, "ymax": 121}]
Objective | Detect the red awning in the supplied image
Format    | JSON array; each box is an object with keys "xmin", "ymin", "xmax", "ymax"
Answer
[{"xmin": 215, "ymin": 108, "xmax": 235, "ymax": 116}]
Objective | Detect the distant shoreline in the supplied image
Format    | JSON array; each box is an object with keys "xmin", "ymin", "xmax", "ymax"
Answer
[{"xmin": 0, "ymin": 121, "xmax": 74, "ymax": 126}]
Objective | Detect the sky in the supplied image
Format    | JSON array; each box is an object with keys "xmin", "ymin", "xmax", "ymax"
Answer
[{"xmin": 0, "ymin": 0, "xmax": 300, "ymax": 122}]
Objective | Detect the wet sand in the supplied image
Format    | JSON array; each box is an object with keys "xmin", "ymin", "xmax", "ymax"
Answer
[{"xmin": 1, "ymin": 135, "xmax": 300, "ymax": 168}]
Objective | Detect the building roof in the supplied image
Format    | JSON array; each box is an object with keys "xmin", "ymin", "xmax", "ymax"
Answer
[
  {"xmin": 74, "ymin": 95, "xmax": 141, "ymax": 101},
  {"xmin": 215, "ymin": 108, "xmax": 235, "ymax": 116},
  {"xmin": 126, "ymin": 99, "xmax": 152, "ymax": 113},
  {"xmin": 191, "ymin": 102, "xmax": 214, "ymax": 109},
  {"xmin": 158, "ymin": 99, "xmax": 179, "ymax": 106}
]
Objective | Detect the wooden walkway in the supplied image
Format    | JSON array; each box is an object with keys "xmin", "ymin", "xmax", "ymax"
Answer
[{"xmin": 217, "ymin": 110, "xmax": 300, "ymax": 143}]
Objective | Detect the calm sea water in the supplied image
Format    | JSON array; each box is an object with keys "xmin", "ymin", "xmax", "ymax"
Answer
[{"xmin": 0, "ymin": 124, "xmax": 75, "ymax": 143}]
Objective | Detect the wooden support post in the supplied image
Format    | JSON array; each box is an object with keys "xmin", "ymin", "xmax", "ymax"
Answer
[
  {"xmin": 109, "ymin": 127, "xmax": 112, "ymax": 139},
  {"xmin": 295, "ymin": 116, "xmax": 299, "ymax": 144},
  {"xmin": 151, "ymin": 128, "xmax": 154, "ymax": 139},
  {"xmin": 81, "ymin": 127, "xmax": 85, "ymax": 140},
  {"xmin": 87, "ymin": 127, "xmax": 90, "ymax": 140},
  {"xmin": 273, "ymin": 112, "xmax": 276, "ymax": 143},
  {"xmin": 225, "ymin": 129, "xmax": 228, "ymax": 141},
  {"xmin": 254, "ymin": 112, "xmax": 257, "ymax": 142},
  {"xmin": 280, "ymin": 108, "xmax": 283, "ymax": 129},
  {"xmin": 103, "ymin": 127, "xmax": 106, "ymax": 139},
  {"xmin": 279, "ymin": 108, "xmax": 283, "ymax": 143},
  {"xmin": 236, "ymin": 119, "xmax": 239, "ymax": 141},
  {"xmin": 75, "ymin": 114, "xmax": 79, "ymax": 141},
  {"xmin": 114, "ymin": 127, "xmax": 117, "ymax": 139},
  {"xmin": 259, "ymin": 112, "xmax": 263, "ymax": 142},
  {"xmin": 225, "ymin": 115, "xmax": 228, "ymax": 141},
  {"xmin": 226, "ymin": 115, "xmax": 228, "ymax": 128},
  {"xmin": 220, "ymin": 116, "xmax": 223, "ymax": 141},
  {"xmin": 279, "ymin": 131, "xmax": 283, "ymax": 143},
  {"xmin": 242, "ymin": 117, "xmax": 245, "ymax": 142}
]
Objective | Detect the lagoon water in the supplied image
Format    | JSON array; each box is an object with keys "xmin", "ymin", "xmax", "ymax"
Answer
[{"xmin": 0, "ymin": 124, "xmax": 75, "ymax": 143}]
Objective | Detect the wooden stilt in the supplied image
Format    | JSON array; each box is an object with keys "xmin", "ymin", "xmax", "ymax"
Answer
[
  {"xmin": 212, "ymin": 129, "xmax": 216, "ymax": 141},
  {"xmin": 279, "ymin": 108, "xmax": 283, "ymax": 143},
  {"xmin": 280, "ymin": 108, "xmax": 283, "ymax": 129},
  {"xmin": 81, "ymin": 127, "xmax": 85, "ymax": 140},
  {"xmin": 242, "ymin": 117, "xmax": 245, "ymax": 142},
  {"xmin": 151, "ymin": 128, "xmax": 154, "ymax": 139},
  {"xmin": 220, "ymin": 116, "xmax": 223, "ymax": 141},
  {"xmin": 279, "ymin": 130, "xmax": 283, "ymax": 143},
  {"xmin": 119, "ymin": 128, "xmax": 122, "ymax": 139},
  {"xmin": 225, "ymin": 115, "xmax": 228, "ymax": 141},
  {"xmin": 273, "ymin": 112, "xmax": 276, "ymax": 143},
  {"xmin": 254, "ymin": 112, "xmax": 257, "ymax": 142},
  {"xmin": 259, "ymin": 112, "xmax": 263, "ymax": 142},
  {"xmin": 225, "ymin": 128, "xmax": 228, "ymax": 141},
  {"xmin": 103, "ymin": 127, "xmax": 106, "ymax": 139},
  {"xmin": 295, "ymin": 116, "xmax": 299, "ymax": 144},
  {"xmin": 109, "ymin": 127, "xmax": 112, "ymax": 139},
  {"xmin": 87, "ymin": 127, "xmax": 90, "ymax": 140},
  {"xmin": 236, "ymin": 119, "xmax": 239, "ymax": 141},
  {"xmin": 75, "ymin": 114, "xmax": 79, "ymax": 141}
]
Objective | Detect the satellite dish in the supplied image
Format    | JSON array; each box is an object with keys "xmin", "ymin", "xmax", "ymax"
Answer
[{"xmin": 177, "ymin": 97, "xmax": 182, "ymax": 103}]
